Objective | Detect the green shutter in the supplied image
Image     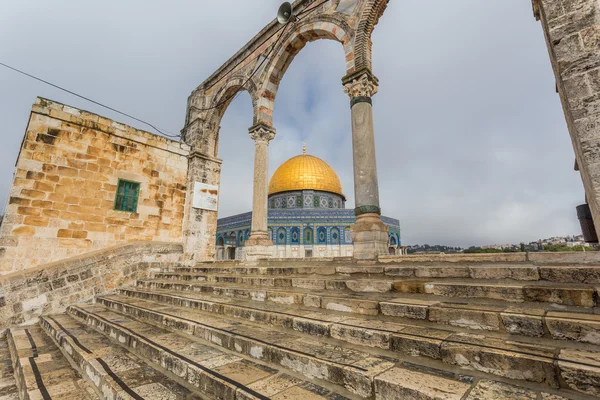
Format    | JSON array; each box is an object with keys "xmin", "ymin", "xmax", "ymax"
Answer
[{"xmin": 114, "ymin": 179, "xmax": 140, "ymax": 212}]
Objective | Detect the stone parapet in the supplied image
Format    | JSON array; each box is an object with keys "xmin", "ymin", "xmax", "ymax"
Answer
[{"xmin": 0, "ymin": 241, "xmax": 182, "ymax": 329}]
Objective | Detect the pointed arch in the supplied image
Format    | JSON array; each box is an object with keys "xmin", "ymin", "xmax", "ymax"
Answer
[
  {"xmin": 355, "ymin": 0, "xmax": 389, "ymax": 70},
  {"xmin": 255, "ymin": 16, "xmax": 355, "ymax": 125}
]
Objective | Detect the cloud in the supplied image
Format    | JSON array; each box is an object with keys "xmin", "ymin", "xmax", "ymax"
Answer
[{"xmin": 0, "ymin": 0, "xmax": 584, "ymax": 247}]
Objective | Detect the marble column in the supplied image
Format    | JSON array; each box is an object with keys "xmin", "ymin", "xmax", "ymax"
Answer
[
  {"xmin": 343, "ymin": 68, "xmax": 389, "ymax": 260},
  {"xmin": 246, "ymin": 123, "xmax": 276, "ymax": 260}
]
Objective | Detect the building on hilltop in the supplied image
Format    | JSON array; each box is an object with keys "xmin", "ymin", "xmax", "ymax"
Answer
[{"xmin": 215, "ymin": 147, "xmax": 402, "ymax": 259}]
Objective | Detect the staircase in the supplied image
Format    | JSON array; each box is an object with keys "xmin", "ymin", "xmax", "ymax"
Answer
[{"xmin": 3, "ymin": 259, "xmax": 600, "ymax": 399}]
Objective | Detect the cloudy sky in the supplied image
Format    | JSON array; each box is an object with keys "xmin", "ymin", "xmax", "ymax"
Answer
[{"xmin": 0, "ymin": 1, "xmax": 584, "ymax": 247}]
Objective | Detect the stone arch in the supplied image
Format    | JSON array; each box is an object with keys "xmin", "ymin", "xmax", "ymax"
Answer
[
  {"xmin": 203, "ymin": 75, "xmax": 260, "ymax": 156},
  {"xmin": 354, "ymin": 0, "xmax": 389, "ymax": 71},
  {"xmin": 255, "ymin": 17, "xmax": 355, "ymax": 125}
]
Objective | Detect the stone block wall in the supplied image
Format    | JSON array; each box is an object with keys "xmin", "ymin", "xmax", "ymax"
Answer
[
  {"xmin": 533, "ymin": 0, "xmax": 600, "ymax": 237},
  {"xmin": 0, "ymin": 98, "xmax": 190, "ymax": 274},
  {"xmin": 0, "ymin": 241, "xmax": 183, "ymax": 329}
]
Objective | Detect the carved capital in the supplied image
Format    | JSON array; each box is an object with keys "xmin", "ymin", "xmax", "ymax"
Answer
[
  {"xmin": 342, "ymin": 68, "xmax": 379, "ymax": 99},
  {"xmin": 248, "ymin": 123, "xmax": 276, "ymax": 144}
]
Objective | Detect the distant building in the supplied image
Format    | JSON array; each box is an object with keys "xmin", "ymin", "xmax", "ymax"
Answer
[{"xmin": 215, "ymin": 150, "xmax": 402, "ymax": 259}]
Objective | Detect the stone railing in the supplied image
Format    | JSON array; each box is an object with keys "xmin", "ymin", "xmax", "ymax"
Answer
[{"xmin": 0, "ymin": 241, "xmax": 183, "ymax": 329}]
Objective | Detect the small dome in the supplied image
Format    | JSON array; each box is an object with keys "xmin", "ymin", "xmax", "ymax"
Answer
[{"xmin": 269, "ymin": 153, "xmax": 344, "ymax": 199}]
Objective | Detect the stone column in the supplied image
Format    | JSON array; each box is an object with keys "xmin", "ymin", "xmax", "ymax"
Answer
[
  {"xmin": 343, "ymin": 68, "xmax": 389, "ymax": 260},
  {"xmin": 245, "ymin": 123, "xmax": 276, "ymax": 260},
  {"xmin": 533, "ymin": 0, "xmax": 600, "ymax": 241},
  {"xmin": 181, "ymin": 118, "xmax": 222, "ymax": 264}
]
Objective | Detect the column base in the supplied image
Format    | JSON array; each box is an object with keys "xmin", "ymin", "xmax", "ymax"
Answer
[
  {"xmin": 245, "ymin": 232, "xmax": 274, "ymax": 261},
  {"xmin": 351, "ymin": 213, "xmax": 389, "ymax": 260}
]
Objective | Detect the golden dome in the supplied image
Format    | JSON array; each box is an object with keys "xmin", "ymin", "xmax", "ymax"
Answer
[{"xmin": 269, "ymin": 152, "xmax": 344, "ymax": 199}]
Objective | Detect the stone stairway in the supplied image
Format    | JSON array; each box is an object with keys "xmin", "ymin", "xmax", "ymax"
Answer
[{"xmin": 2, "ymin": 259, "xmax": 600, "ymax": 399}]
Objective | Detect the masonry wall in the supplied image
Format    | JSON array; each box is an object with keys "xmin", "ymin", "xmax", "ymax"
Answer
[
  {"xmin": 0, "ymin": 98, "xmax": 190, "ymax": 274},
  {"xmin": 534, "ymin": 0, "xmax": 600, "ymax": 238}
]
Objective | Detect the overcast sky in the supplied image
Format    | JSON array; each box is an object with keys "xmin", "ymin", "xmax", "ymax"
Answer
[{"xmin": 0, "ymin": 1, "xmax": 584, "ymax": 247}]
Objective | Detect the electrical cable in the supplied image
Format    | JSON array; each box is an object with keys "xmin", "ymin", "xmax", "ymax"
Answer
[
  {"xmin": 0, "ymin": 2, "xmax": 326, "ymax": 139},
  {"xmin": 0, "ymin": 62, "xmax": 181, "ymax": 139}
]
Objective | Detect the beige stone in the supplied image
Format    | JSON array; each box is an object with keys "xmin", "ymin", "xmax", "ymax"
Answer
[
  {"xmin": 374, "ymin": 367, "xmax": 471, "ymax": 400},
  {"xmin": 465, "ymin": 380, "xmax": 537, "ymax": 400}
]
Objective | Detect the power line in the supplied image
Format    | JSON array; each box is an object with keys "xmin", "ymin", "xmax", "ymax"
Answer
[
  {"xmin": 1, "ymin": 3, "xmax": 326, "ymax": 140},
  {"xmin": 0, "ymin": 62, "xmax": 182, "ymax": 139}
]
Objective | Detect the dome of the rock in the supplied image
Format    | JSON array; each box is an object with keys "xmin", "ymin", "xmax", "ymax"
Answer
[{"xmin": 268, "ymin": 153, "xmax": 344, "ymax": 199}]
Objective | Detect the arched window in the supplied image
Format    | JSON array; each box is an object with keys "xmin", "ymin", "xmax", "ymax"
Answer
[
  {"xmin": 304, "ymin": 227, "xmax": 314, "ymax": 245},
  {"xmin": 331, "ymin": 228, "xmax": 340, "ymax": 244},
  {"xmin": 244, "ymin": 229, "xmax": 250, "ymax": 241},
  {"xmin": 238, "ymin": 230, "xmax": 245, "ymax": 247},
  {"xmin": 217, "ymin": 237, "xmax": 224, "ymax": 246},
  {"xmin": 290, "ymin": 227, "xmax": 300, "ymax": 244},
  {"xmin": 317, "ymin": 227, "xmax": 327, "ymax": 244},
  {"xmin": 277, "ymin": 227, "xmax": 286, "ymax": 245},
  {"xmin": 389, "ymin": 235, "xmax": 397, "ymax": 246}
]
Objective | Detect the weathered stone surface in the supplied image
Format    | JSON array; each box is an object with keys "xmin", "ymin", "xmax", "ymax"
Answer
[
  {"xmin": 414, "ymin": 266, "xmax": 469, "ymax": 278},
  {"xmin": 321, "ymin": 296, "xmax": 379, "ymax": 315},
  {"xmin": 425, "ymin": 282, "xmax": 525, "ymax": 302},
  {"xmin": 380, "ymin": 298, "xmax": 437, "ymax": 319},
  {"xmin": 0, "ymin": 241, "xmax": 182, "ymax": 328},
  {"xmin": 440, "ymin": 334, "xmax": 558, "ymax": 387},
  {"xmin": 429, "ymin": 305, "xmax": 501, "ymax": 331},
  {"xmin": 468, "ymin": 265, "xmax": 539, "ymax": 281},
  {"xmin": 500, "ymin": 307, "xmax": 545, "ymax": 337},
  {"xmin": 374, "ymin": 367, "xmax": 471, "ymax": 400},
  {"xmin": 465, "ymin": 380, "xmax": 537, "ymax": 400},
  {"xmin": 546, "ymin": 311, "xmax": 600, "ymax": 345},
  {"xmin": 391, "ymin": 327, "xmax": 453, "ymax": 359},
  {"xmin": 522, "ymin": 285, "xmax": 595, "ymax": 307},
  {"xmin": 539, "ymin": 266, "xmax": 600, "ymax": 283},
  {"xmin": 558, "ymin": 348, "xmax": 600, "ymax": 396},
  {"xmin": 345, "ymin": 279, "xmax": 392, "ymax": 293}
]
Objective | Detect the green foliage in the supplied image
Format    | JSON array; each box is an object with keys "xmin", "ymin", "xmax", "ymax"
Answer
[
  {"xmin": 542, "ymin": 244, "xmax": 587, "ymax": 252},
  {"xmin": 463, "ymin": 247, "xmax": 504, "ymax": 253}
]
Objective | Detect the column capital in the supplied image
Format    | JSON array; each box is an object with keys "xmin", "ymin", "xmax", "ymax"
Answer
[
  {"xmin": 248, "ymin": 123, "xmax": 276, "ymax": 144},
  {"xmin": 342, "ymin": 68, "xmax": 379, "ymax": 99}
]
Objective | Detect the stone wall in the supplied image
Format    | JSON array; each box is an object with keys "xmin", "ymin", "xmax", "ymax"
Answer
[
  {"xmin": 533, "ymin": 0, "xmax": 600, "ymax": 238},
  {"xmin": 0, "ymin": 98, "xmax": 190, "ymax": 274},
  {"xmin": 0, "ymin": 241, "xmax": 182, "ymax": 329}
]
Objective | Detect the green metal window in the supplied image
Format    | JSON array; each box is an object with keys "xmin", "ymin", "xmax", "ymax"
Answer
[{"xmin": 114, "ymin": 179, "xmax": 140, "ymax": 212}]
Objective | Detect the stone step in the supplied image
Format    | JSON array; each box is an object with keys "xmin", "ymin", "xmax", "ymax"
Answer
[
  {"xmin": 0, "ymin": 335, "xmax": 19, "ymax": 400},
  {"xmin": 163, "ymin": 263, "xmax": 600, "ymax": 284},
  {"xmin": 120, "ymin": 286, "xmax": 600, "ymax": 346},
  {"xmin": 7, "ymin": 325, "xmax": 98, "ymax": 399},
  {"xmin": 136, "ymin": 279, "xmax": 599, "ymax": 322},
  {"xmin": 40, "ymin": 313, "xmax": 203, "ymax": 400},
  {"xmin": 61, "ymin": 304, "xmax": 365, "ymax": 400},
  {"xmin": 97, "ymin": 292, "xmax": 600, "ymax": 397},
  {"xmin": 153, "ymin": 271, "xmax": 600, "ymax": 304}
]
